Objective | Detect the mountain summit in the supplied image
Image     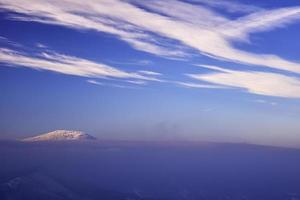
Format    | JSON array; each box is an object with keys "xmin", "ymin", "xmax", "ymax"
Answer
[{"xmin": 22, "ymin": 130, "xmax": 97, "ymax": 141}]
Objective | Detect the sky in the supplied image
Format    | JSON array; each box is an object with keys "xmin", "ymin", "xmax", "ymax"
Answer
[{"xmin": 1, "ymin": 0, "xmax": 300, "ymax": 147}]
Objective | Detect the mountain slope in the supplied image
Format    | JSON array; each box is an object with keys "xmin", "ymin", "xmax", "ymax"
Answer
[
  {"xmin": 0, "ymin": 171, "xmax": 158, "ymax": 200},
  {"xmin": 22, "ymin": 130, "xmax": 97, "ymax": 142}
]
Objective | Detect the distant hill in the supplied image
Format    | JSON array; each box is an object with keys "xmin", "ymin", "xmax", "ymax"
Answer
[
  {"xmin": 0, "ymin": 171, "xmax": 157, "ymax": 200},
  {"xmin": 22, "ymin": 130, "xmax": 97, "ymax": 142}
]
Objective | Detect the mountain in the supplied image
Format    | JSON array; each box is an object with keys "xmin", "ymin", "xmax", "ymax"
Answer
[
  {"xmin": 0, "ymin": 172, "xmax": 81, "ymax": 200},
  {"xmin": 0, "ymin": 171, "xmax": 158, "ymax": 200},
  {"xmin": 22, "ymin": 130, "xmax": 97, "ymax": 142}
]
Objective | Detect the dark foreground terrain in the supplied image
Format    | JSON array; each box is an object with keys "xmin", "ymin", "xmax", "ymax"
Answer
[{"xmin": 1, "ymin": 140, "xmax": 300, "ymax": 200}]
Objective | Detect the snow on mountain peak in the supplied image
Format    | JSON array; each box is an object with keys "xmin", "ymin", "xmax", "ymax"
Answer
[{"xmin": 22, "ymin": 130, "xmax": 97, "ymax": 141}]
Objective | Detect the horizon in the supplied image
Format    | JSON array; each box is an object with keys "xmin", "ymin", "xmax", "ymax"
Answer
[
  {"xmin": 1, "ymin": 0, "xmax": 300, "ymax": 148},
  {"xmin": 1, "ymin": 129, "xmax": 299, "ymax": 150}
]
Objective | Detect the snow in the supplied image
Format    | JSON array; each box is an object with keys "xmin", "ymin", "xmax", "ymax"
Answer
[{"xmin": 22, "ymin": 130, "xmax": 97, "ymax": 141}]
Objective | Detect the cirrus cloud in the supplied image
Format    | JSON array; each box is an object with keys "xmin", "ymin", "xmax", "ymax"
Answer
[
  {"xmin": 188, "ymin": 65, "xmax": 300, "ymax": 98},
  {"xmin": 1, "ymin": 0, "xmax": 300, "ymax": 72},
  {"xmin": 1, "ymin": 0, "xmax": 300, "ymax": 98},
  {"xmin": 0, "ymin": 47, "xmax": 161, "ymax": 82}
]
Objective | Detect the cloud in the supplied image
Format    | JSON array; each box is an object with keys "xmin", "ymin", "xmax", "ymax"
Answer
[
  {"xmin": 221, "ymin": 7, "xmax": 300, "ymax": 41},
  {"xmin": 0, "ymin": 47, "xmax": 160, "ymax": 81},
  {"xmin": 108, "ymin": 59, "xmax": 153, "ymax": 66},
  {"xmin": 188, "ymin": 65, "xmax": 300, "ymax": 98},
  {"xmin": 127, "ymin": 80, "xmax": 147, "ymax": 85},
  {"xmin": 176, "ymin": 81, "xmax": 225, "ymax": 89},
  {"xmin": 253, "ymin": 99, "xmax": 277, "ymax": 106},
  {"xmin": 0, "ymin": 0, "xmax": 189, "ymax": 59},
  {"xmin": 1, "ymin": 0, "xmax": 300, "ymax": 98},
  {"xmin": 0, "ymin": 35, "xmax": 23, "ymax": 48},
  {"xmin": 1, "ymin": 0, "xmax": 300, "ymax": 73},
  {"xmin": 87, "ymin": 79, "xmax": 136, "ymax": 89},
  {"xmin": 138, "ymin": 70, "xmax": 162, "ymax": 76},
  {"xmin": 188, "ymin": 0, "xmax": 262, "ymax": 13},
  {"xmin": 87, "ymin": 79, "xmax": 104, "ymax": 86},
  {"xmin": 35, "ymin": 43, "xmax": 48, "ymax": 48}
]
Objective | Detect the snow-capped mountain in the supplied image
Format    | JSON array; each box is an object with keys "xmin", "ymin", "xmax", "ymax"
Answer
[{"xmin": 22, "ymin": 130, "xmax": 97, "ymax": 141}]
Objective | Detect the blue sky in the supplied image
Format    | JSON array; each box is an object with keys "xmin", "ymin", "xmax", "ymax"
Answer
[{"xmin": 1, "ymin": 0, "xmax": 300, "ymax": 147}]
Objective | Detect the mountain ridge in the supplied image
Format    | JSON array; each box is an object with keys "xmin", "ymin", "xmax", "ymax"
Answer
[{"xmin": 22, "ymin": 130, "xmax": 97, "ymax": 142}]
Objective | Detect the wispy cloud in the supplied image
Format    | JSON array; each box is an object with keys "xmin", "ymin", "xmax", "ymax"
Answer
[
  {"xmin": 221, "ymin": 7, "xmax": 300, "ymax": 41},
  {"xmin": 87, "ymin": 79, "xmax": 104, "ymax": 86},
  {"xmin": 138, "ymin": 70, "xmax": 162, "ymax": 76},
  {"xmin": 87, "ymin": 79, "xmax": 137, "ymax": 89},
  {"xmin": 176, "ymin": 81, "xmax": 225, "ymax": 89},
  {"xmin": 0, "ymin": 47, "xmax": 160, "ymax": 81},
  {"xmin": 1, "ymin": 0, "xmax": 300, "ymax": 72},
  {"xmin": 0, "ymin": 35, "xmax": 23, "ymax": 48},
  {"xmin": 35, "ymin": 43, "xmax": 48, "ymax": 48},
  {"xmin": 127, "ymin": 80, "xmax": 147, "ymax": 85},
  {"xmin": 188, "ymin": 0, "xmax": 262, "ymax": 13},
  {"xmin": 108, "ymin": 59, "xmax": 153, "ymax": 66},
  {"xmin": 253, "ymin": 99, "xmax": 277, "ymax": 106},
  {"xmin": 1, "ymin": 1, "xmax": 300, "ymax": 98},
  {"xmin": 188, "ymin": 65, "xmax": 300, "ymax": 98}
]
